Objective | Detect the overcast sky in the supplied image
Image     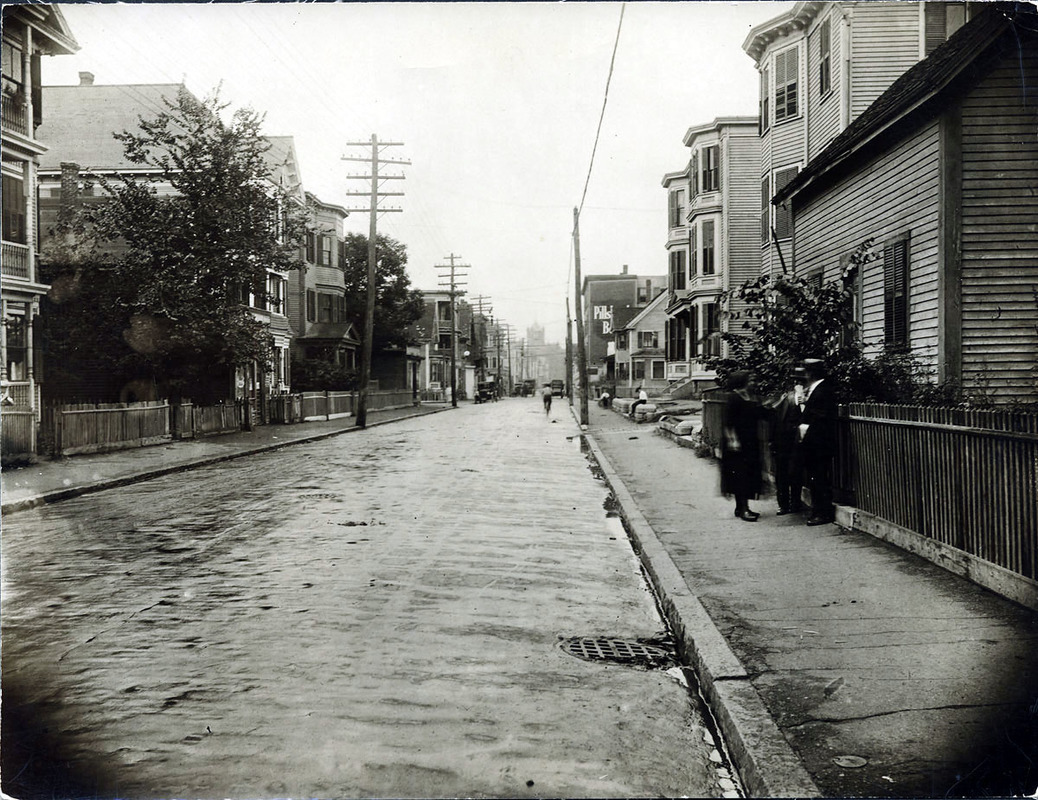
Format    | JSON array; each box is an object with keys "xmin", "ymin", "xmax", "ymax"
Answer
[{"xmin": 42, "ymin": 1, "xmax": 789, "ymax": 344}]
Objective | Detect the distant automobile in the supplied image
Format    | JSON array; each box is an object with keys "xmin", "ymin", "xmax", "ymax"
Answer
[{"xmin": 550, "ymin": 380, "xmax": 564, "ymax": 397}]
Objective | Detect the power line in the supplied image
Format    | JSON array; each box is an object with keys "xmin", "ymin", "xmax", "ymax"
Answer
[{"xmin": 578, "ymin": 2, "xmax": 625, "ymax": 216}]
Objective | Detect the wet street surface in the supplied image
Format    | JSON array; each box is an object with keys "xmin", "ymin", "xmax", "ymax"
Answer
[{"xmin": 3, "ymin": 399, "xmax": 730, "ymax": 799}]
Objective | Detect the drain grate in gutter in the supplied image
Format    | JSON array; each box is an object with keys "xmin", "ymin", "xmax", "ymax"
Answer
[{"xmin": 558, "ymin": 636, "xmax": 676, "ymax": 669}]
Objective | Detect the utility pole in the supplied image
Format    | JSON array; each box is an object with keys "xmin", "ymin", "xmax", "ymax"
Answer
[
  {"xmin": 572, "ymin": 207, "xmax": 589, "ymax": 427},
  {"xmin": 342, "ymin": 135, "xmax": 409, "ymax": 428},
  {"xmin": 566, "ymin": 297, "xmax": 574, "ymax": 404},
  {"xmin": 435, "ymin": 254, "xmax": 469, "ymax": 407},
  {"xmin": 505, "ymin": 325, "xmax": 513, "ymax": 391},
  {"xmin": 472, "ymin": 295, "xmax": 492, "ymax": 382}
]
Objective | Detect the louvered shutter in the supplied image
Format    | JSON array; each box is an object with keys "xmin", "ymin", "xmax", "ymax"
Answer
[
  {"xmin": 924, "ymin": 3, "xmax": 947, "ymax": 54},
  {"xmin": 883, "ymin": 238, "xmax": 909, "ymax": 344}
]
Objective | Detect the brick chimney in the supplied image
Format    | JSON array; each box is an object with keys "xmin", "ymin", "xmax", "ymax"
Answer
[
  {"xmin": 621, "ymin": 264, "xmax": 628, "ymax": 274},
  {"xmin": 79, "ymin": 71, "xmax": 95, "ymax": 86}
]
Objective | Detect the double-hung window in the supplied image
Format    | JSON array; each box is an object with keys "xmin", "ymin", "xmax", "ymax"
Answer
[
  {"xmin": 319, "ymin": 235, "xmax": 334, "ymax": 266},
  {"xmin": 774, "ymin": 45, "xmax": 799, "ymax": 122},
  {"xmin": 701, "ymin": 220, "xmax": 716, "ymax": 275},
  {"xmin": 2, "ymin": 174, "xmax": 25, "ymax": 244},
  {"xmin": 638, "ymin": 331, "xmax": 659, "ymax": 350},
  {"xmin": 670, "ymin": 249, "xmax": 686, "ymax": 292},
  {"xmin": 817, "ymin": 17, "xmax": 832, "ymax": 97},
  {"xmin": 669, "ymin": 188, "xmax": 686, "ymax": 228},
  {"xmin": 702, "ymin": 146, "xmax": 720, "ymax": 193},
  {"xmin": 759, "ymin": 67, "xmax": 770, "ymax": 134}
]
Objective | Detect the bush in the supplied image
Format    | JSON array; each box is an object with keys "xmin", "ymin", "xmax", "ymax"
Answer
[{"xmin": 290, "ymin": 359, "xmax": 357, "ymax": 392}]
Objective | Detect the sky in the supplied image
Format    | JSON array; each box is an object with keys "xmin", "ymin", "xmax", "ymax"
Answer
[{"xmin": 41, "ymin": 1, "xmax": 790, "ymax": 345}]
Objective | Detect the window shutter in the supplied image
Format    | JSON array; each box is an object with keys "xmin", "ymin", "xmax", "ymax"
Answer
[
  {"xmin": 924, "ymin": 3, "xmax": 947, "ymax": 54},
  {"xmin": 773, "ymin": 167, "xmax": 799, "ymax": 240},
  {"xmin": 759, "ymin": 67, "xmax": 770, "ymax": 134},
  {"xmin": 306, "ymin": 233, "xmax": 316, "ymax": 263},
  {"xmin": 30, "ymin": 53, "xmax": 41, "ymax": 130},
  {"xmin": 689, "ymin": 225, "xmax": 697, "ymax": 275},
  {"xmin": 883, "ymin": 238, "xmax": 909, "ymax": 344},
  {"xmin": 761, "ymin": 175, "xmax": 771, "ymax": 244},
  {"xmin": 690, "ymin": 306, "xmax": 699, "ymax": 357},
  {"xmin": 306, "ymin": 289, "xmax": 316, "ymax": 322},
  {"xmin": 691, "ymin": 152, "xmax": 698, "ymax": 196},
  {"xmin": 668, "ymin": 191, "xmax": 677, "ymax": 227}
]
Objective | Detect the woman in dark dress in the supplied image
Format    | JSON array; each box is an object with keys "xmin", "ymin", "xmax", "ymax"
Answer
[{"xmin": 721, "ymin": 370, "xmax": 763, "ymax": 521}]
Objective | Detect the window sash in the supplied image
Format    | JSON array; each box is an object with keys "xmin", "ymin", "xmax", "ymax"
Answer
[
  {"xmin": 818, "ymin": 18, "xmax": 832, "ymax": 95},
  {"xmin": 702, "ymin": 146, "xmax": 720, "ymax": 193},
  {"xmin": 702, "ymin": 220, "xmax": 716, "ymax": 275}
]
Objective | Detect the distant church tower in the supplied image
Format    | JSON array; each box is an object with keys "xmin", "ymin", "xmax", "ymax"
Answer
[{"xmin": 527, "ymin": 322, "xmax": 545, "ymax": 347}]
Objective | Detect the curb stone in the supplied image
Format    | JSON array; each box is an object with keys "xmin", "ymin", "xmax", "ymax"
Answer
[
  {"xmin": 2, "ymin": 405, "xmax": 452, "ymax": 515},
  {"xmin": 583, "ymin": 432, "xmax": 821, "ymax": 799}
]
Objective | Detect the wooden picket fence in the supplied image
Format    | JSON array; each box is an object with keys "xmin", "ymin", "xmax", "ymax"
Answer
[
  {"xmin": 46, "ymin": 400, "xmax": 172, "ymax": 456},
  {"xmin": 838, "ymin": 403, "xmax": 1038, "ymax": 582}
]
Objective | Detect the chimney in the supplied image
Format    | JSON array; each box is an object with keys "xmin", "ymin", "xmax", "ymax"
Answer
[
  {"xmin": 621, "ymin": 264, "xmax": 628, "ymax": 274},
  {"xmin": 79, "ymin": 72, "xmax": 95, "ymax": 86},
  {"xmin": 60, "ymin": 162, "xmax": 81, "ymax": 206}
]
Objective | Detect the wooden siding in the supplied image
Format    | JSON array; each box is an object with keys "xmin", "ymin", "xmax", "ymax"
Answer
[
  {"xmin": 807, "ymin": 7, "xmax": 842, "ymax": 160},
  {"xmin": 793, "ymin": 119, "xmax": 942, "ymax": 362},
  {"xmin": 724, "ymin": 128, "xmax": 762, "ymax": 338},
  {"xmin": 849, "ymin": 1, "xmax": 922, "ymax": 121},
  {"xmin": 959, "ymin": 50, "xmax": 1038, "ymax": 401}
]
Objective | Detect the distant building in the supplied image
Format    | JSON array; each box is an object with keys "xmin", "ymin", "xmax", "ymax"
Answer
[
  {"xmin": 412, "ymin": 290, "xmax": 473, "ymax": 401},
  {"xmin": 581, "ymin": 266, "xmax": 665, "ymax": 390},
  {"xmin": 1, "ymin": 4, "xmax": 78, "ymax": 462},
  {"xmin": 615, "ymin": 290, "xmax": 669, "ymax": 397},
  {"xmin": 663, "ymin": 116, "xmax": 759, "ymax": 396}
]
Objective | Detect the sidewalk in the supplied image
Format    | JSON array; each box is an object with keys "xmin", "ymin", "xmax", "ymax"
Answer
[
  {"xmin": 584, "ymin": 400, "xmax": 1038, "ymax": 798},
  {"xmin": 1, "ymin": 403, "xmax": 451, "ymax": 514}
]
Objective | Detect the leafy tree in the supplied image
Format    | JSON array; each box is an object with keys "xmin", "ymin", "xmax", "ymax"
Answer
[
  {"xmin": 39, "ymin": 86, "xmax": 307, "ymax": 403},
  {"xmin": 340, "ymin": 232, "xmax": 424, "ymax": 352},
  {"xmin": 708, "ymin": 238, "xmax": 961, "ymax": 404}
]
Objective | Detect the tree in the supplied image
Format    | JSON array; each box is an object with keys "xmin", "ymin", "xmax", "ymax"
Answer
[
  {"xmin": 39, "ymin": 86, "xmax": 307, "ymax": 403},
  {"xmin": 707, "ymin": 238, "xmax": 959, "ymax": 404},
  {"xmin": 339, "ymin": 232, "xmax": 424, "ymax": 352}
]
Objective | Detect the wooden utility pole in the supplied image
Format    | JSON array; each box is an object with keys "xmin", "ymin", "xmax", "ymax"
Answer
[
  {"xmin": 566, "ymin": 297, "xmax": 574, "ymax": 404},
  {"xmin": 572, "ymin": 207, "xmax": 589, "ymax": 426},
  {"xmin": 472, "ymin": 295, "xmax": 492, "ymax": 382},
  {"xmin": 435, "ymin": 254, "xmax": 469, "ymax": 407},
  {"xmin": 342, "ymin": 136, "xmax": 409, "ymax": 428}
]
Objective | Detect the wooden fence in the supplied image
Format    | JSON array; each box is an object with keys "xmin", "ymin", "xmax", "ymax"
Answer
[
  {"xmin": 47, "ymin": 401, "xmax": 171, "ymax": 456},
  {"xmin": 701, "ymin": 389, "xmax": 727, "ymax": 451},
  {"xmin": 173, "ymin": 402, "xmax": 242, "ymax": 439},
  {"xmin": 838, "ymin": 403, "xmax": 1038, "ymax": 584}
]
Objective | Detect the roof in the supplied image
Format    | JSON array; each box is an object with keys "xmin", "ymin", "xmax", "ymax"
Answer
[
  {"xmin": 682, "ymin": 116, "xmax": 758, "ymax": 147},
  {"xmin": 5, "ymin": 4, "xmax": 79, "ymax": 55},
  {"xmin": 36, "ymin": 83, "xmax": 186, "ymax": 170},
  {"xmin": 621, "ymin": 289, "xmax": 668, "ymax": 331},
  {"xmin": 264, "ymin": 136, "xmax": 303, "ymax": 192},
  {"xmin": 775, "ymin": 2, "xmax": 1036, "ymax": 207},
  {"xmin": 742, "ymin": 2, "xmax": 825, "ymax": 63}
]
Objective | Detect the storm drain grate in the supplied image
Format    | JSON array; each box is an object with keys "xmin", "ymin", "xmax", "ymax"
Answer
[{"xmin": 558, "ymin": 636, "xmax": 676, "ymax": 669}]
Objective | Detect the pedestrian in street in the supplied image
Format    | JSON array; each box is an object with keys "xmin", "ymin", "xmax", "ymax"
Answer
[
  {"xmin": 766, "ymin": 366, "xmax": 807, "ymax": 515},
  {"xmin": 542, "ymin": 383, "xmax": 553, "ymax": 416},
  {"xmin": 798, "ymin": 358, "xmax": 839, "ymax": 526},
  {"xmin": 630, "ymin": 385, "xmax": 649, "ymax": 419},
  {"xmin": 721, "ymin": 370, "xmax": 764, "ymax": 522}
]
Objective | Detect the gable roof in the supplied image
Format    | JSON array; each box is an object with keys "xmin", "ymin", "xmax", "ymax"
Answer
[
  {"xmin": 621, "ymin": 288, "xmax": 668, "ymax": 332},
  {"xmin": 36, "ymin": 83, "xmax": 185, "ymax": 171},
  {"xmin": 5, "ymin": 4, "xmax": 79, "ymax": 55},
  {"xmin": 775, "ymin": 2, "xmax": 1037, "ymax": 207}
]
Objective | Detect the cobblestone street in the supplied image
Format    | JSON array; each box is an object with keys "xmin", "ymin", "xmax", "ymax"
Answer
[{"xmin": 2, "ymin": 399, "xmax": 727, "ymax": 799}]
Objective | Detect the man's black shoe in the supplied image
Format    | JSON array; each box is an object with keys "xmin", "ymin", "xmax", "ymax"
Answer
[
  {"xmin": 776, "ymin": 508, "xmax": 792, "ymax": 516},
  {"xmin": 806, "ymin": 516, "xmax": 833, "ymax": 526}
]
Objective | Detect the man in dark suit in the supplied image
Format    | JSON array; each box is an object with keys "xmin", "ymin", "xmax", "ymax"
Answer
[{"xmin": 797, "ymin": 359, "xmax": 838, "ymax": 526}]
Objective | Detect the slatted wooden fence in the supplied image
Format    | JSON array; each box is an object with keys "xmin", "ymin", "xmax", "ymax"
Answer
[
  {"xmin": 48, "ymin": 401, "xmax": 172, "ymax": 456},
  {"xmin": 838, "ymin": 403, "xmax": 1038, "ymax": 582}
]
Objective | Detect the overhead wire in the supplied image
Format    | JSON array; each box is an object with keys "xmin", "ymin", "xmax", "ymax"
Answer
[{"xmin": 577, "ymin": 2, "xmax": 625, "ymax": 218}]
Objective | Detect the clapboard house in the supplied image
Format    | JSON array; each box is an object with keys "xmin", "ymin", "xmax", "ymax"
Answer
[{"xmin": 774, "ymin": 2, "xmax": 1038, "ymax": 402}]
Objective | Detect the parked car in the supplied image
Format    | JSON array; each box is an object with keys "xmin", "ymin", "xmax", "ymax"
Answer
[
  {"xmin": 550, "ymin": 379, "xmax": 565, "ymax": 397},
  {"xmin": 474, "ymin": 381, "xmax": 498, "ymax": 403},
  {"xmin": 521, "ymin": 379, "xmax": 536, "ymax": 397}
]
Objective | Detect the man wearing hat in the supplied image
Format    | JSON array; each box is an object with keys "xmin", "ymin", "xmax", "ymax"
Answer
[
  {"xmin": 798, "ymin": 358, "xmax": 838, "ymax": 525},
  {"xmin": 767, "ymin": 366, "xmax": 807, "ymax": 515}
]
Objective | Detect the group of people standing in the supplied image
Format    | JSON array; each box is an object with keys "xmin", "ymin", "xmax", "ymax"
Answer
[{"xmin": 720, "ymin": 359, "xmax": 838, "ymax": 525}]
